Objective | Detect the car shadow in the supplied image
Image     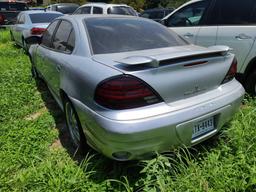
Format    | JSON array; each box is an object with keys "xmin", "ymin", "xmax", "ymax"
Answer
[{"xmin": 33, "ymin": 78, "xmax": 143, "ymax": 188}]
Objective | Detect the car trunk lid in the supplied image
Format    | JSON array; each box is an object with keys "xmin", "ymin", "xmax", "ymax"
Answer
[{"xmin": 92, "ymin": 45, "xmax": 234, "ymax": 104}]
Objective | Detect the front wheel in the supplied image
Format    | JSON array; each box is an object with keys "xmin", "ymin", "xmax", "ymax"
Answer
[
  {"xmin": 63, "ymin": 98, "xmax": 88, "ymax": 150},
  {"xmin": 245, "ymin": 70, "xmax": 256, "ymax": 96},
  {"xmin": 10, "ymin": 31, "xmax": 14, "ymax": 41}
]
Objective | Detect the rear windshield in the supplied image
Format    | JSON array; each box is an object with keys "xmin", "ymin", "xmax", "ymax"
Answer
[
  {"xmin": 0, "ymin": 2, "xmax": 28, "ymax": 11},
  {"xmin": 107, "ymin": 6, "xmax": 137, "ymax": 16},
  {"xmin": 57, "ymin": 5, "xmax": 79, "ymax": 14},
  {"xmin": 29, "ymin": 13, "xmax": 62, "ymax": 23},
  {"xmin": 85, "ymin": 18, "xmax": 188, "ymax": 54}
]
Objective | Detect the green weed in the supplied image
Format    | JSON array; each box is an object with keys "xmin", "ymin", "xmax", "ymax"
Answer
[{"xmin": 0, "ymin": 29, "xmax": 255, "ymax": 192}]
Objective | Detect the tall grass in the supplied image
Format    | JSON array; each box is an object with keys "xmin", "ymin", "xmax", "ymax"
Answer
[{"xmin": 0, "ymin": 29, "xmax": 255, "ymax": 191}]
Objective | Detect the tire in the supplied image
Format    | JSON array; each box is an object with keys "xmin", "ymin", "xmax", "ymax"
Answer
[
  {"xmin": 245, "ymin": 70, "xmax": 256, "ymax": 96},
  {"xmin": 63, "ymin": 97, "xmax": 88, "ymax": 150},
  {"xmin": 22, "ymin": 37, "xmax": 29, "ymax": 53},
  {"xmin": 10, "ymin": 31, "xmax": 14, "ymax": 41},
  {"xmin": 31, "ymin": 65, "xmax": 39, "ymax": 79}
]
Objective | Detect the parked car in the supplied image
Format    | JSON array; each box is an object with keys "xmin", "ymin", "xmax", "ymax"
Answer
[
  {"xmin": 161, "ymin": 0, "xmax": 256, "ymax": 95},
  {"xmin": 27, "ymin": 15, "xmax": 244, "ymax": 161},
  {"xmin": 46, "ymin": 3, "xmax": 80, "ymax": 14},
  {"xmin": 73, "ymin": 3, "xmax": 138, "ymax": 16},
  {"xmin": 140, "ymin": 8, "xmax": 174, "ymax": 22},
  {"xmin": 0, "ymin": 1, "xmax": 28, "ymax": 26},
  {"xmin": 10, "ymin": 10, "xmax": 63, "ymax": 51}
]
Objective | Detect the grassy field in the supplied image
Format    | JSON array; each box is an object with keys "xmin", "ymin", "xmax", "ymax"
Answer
[{"xmin": 0, "ymin": 29, "xmax": 256, "ymax": 192}]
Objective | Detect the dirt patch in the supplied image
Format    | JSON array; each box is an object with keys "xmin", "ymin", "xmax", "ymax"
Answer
[
  {"xmin": 50, "ymin": 139, "xmax": 63, "ymax": 150},
  {"xmin": 24, "ymin": 107, "xmax": 47, "ymax": 121}
]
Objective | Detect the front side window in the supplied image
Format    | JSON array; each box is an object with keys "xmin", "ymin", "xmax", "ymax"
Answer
[
  {"xmin": 210, "ymin": 0, "xmax": 256, "ymax": 25},
  {"xmin": 93, "ymin": 7, "xmax": 103, "ymax": 14},
  {"xmin": 85, "ymin": 18, "xmax": 187, "ymax": 54},
  {"xmin": 52, "ymin": 20, "xmax": 75, "ymax": 53},
  {"xmin": 41, "ymin": 20, "xmax": 59, "ymax": 48},
  {"xmin": 81, "ymin": 7, "xmax": 91, "ymax": 14},
  {"xmin": 166, "ymin": 0, "xmax": 209, "ymax": 27},
  {"xmin": 29, "ymin": 13, "xmax": 62, "ymax": 23},
  {"xmin": 19, "ymin": 14, "xmax": 25, "ymax": 24}
]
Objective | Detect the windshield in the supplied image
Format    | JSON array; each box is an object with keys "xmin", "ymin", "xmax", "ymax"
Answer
[
  {"xmin": 107, "ymin": 6, "xmax": 137, "ymax": 16},
  {"xmin": 85, "ymin": 18, "xmax": 187, "ymax": 54},
  {"xmin": 29, "ymin": 13, "xmax": 62, "ymax": 23},
  {"xmin": 57, "ymin": 5, "xmax": 79, "ymax": 14},
  {"xmin": 0, "ymin": 2, "xmax": 28, "ymax": 11},
  {"xmin": 141, "ymin": 11, "xmax": 165, "ymax": 19}
]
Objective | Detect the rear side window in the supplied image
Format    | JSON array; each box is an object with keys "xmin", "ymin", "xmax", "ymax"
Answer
[
  {"xmin": 93, "ymin": 7, "xmax": 103, "ymax": 14},
  {"xmin": 85, "ymin": 18, "xmax": 187, "ymax": 54},
  {"xmin": 209, "ymin": 0, "xmax": 256, "ymax": 25},
  {"xmin": 52, "ymin": 20, "xmax": 75, "ymax": 53},
  {"xmin": 41, "ymin": 20, "xmax": 59, "ymax": 48},
  {"xmin": 29, "ymin": 13, "xmax": 62, "ymax": 23}
]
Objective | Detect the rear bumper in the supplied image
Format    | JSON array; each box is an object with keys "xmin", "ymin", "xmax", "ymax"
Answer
[{"xmin": 71, "ymin": 80, "xmax": 244, "ymax": 160}]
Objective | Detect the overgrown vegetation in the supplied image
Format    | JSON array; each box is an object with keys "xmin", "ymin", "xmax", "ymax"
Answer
[{"xmin": 0, "ymin": 29, "xmax": 255, "ymax": 191}]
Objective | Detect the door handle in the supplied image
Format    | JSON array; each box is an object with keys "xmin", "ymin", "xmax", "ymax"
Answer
[
  {"xmin": 235, "ymin": 33, "xmax": 252, "ymax": 40},
  {"xmin": 184, "ymin": 33, "xmax": 194, "ymax": 38},
  {"xmin": 56, "ymin": 65, "xmax": 61, "ymax": 72}
]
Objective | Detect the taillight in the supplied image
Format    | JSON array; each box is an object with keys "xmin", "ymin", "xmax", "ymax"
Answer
[
  {"xmin": 94, "ymin": 75, "xmax": 162, "ymax": 110},
  {"xmin": 0, "ymin": 14, "xmax": 5, "ymax": 25},
  {"xmin": 222, "ymin": 57, "xmax": 237, "ymax": 84},
  {"xmin": 31, "ymin": 27, "xmax": 46, "ymax": 35}
]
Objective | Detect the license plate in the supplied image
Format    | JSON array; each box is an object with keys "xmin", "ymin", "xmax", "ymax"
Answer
[{"xmin": 192, "ymin": 117, "xmax": 215, "ymax": 139}]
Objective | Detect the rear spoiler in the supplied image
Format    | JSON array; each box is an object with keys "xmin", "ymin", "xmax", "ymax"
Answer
[{"xmin": 116, "ymin": 46, "xmax": 232, "ymax": 68}]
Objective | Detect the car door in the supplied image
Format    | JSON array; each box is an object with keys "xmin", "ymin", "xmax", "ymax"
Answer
[
  {"xmin": 17, "ymin": 13, "xmax": 28, "ymax": 45},
  {"xmin": 214, "ymin": 0, "xmax": 256, "ymax": 71},
  {"xmin": 163, "ymin": 0, "xmax": 212, "ymax": 44},
  {"xmin": 36, "ymin": 20, "xmax": 60, "ymax": 85},
  {"xmin": 13, "ymin": 13, "xmax": 25, "ymax": 45},
  {"xmin": 12, "ymin": 13, "xmax": 21, "ymax": 41},
  {"xmin": 48, "ymin": 20, "xmax": 75, "ymax": 96}
]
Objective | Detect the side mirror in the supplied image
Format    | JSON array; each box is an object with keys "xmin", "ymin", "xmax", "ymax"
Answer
[{"xmin": 25, "ymin": 36, "xmax": 42, "ymax": 45}]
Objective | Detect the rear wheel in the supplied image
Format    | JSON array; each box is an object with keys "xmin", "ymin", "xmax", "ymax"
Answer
[
  {"xmin": 245, "ymin": 70, "xmax": 256, "ymax": 96},
  {"xmin": 63, "ymin": 97, "xmax": 88, "ymax": 150}
]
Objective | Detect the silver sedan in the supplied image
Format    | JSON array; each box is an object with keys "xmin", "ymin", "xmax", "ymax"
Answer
[
  {"xmin": 27, "ymin": 15, "xmax": 244, "ymax": 161},
  {"xmin": 10, "ymin": 10, "xmax": 63, "ymax": 51}
]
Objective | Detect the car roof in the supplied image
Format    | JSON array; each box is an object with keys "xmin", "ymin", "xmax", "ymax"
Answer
[
  {"xmin": 80, "ymin": 3, "xmax": 129, "ymax": 7},
  {"xmin": 62, "ymin": 14, "xmax": 138, "ymax": 20},
  {"xmin": 20, "ymin": 10, "xmax": 63, "ymax": 15},
  {"xmin": 60, "ymin": 14, "xmax": 153, "ymax": 24},
  {"xmin": 49, "ymin": 3, "xmax": 79, "ymax": 6}
]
